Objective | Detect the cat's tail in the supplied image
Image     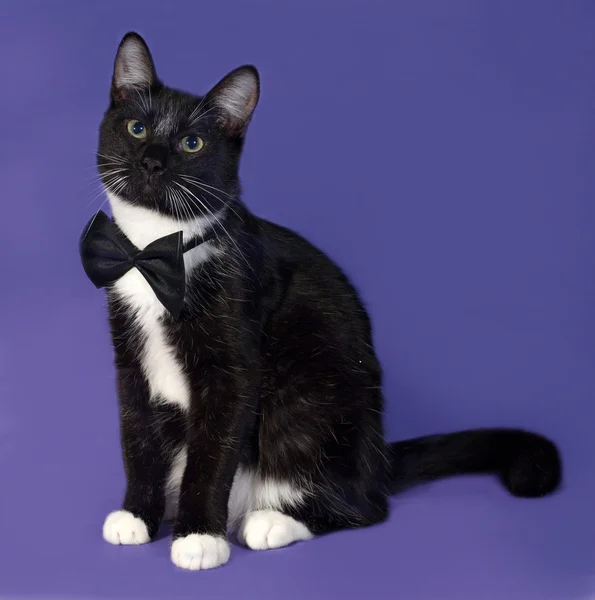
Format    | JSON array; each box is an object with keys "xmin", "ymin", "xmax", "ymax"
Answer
[{"xmin": 388, "ymin": 428, "xmax": 562, "ymax": 497}]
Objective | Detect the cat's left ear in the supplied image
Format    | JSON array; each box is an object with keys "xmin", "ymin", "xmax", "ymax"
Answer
[
  {"xmin": 111, "ymin": 32, "xmax": 158, "ymax": 102},
  {"xmin": 205, "ymin": 66, "xmax": 260, "ymax": 134}
]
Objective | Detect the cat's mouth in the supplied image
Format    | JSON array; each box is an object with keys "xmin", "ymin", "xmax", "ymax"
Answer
[
  {"xmin": 142, "ymin": 176, "xmax": 161, "ymax": 192},
  {"xmin": 135, "ymin": 169, "xmax": 168, "ymax": 193}
]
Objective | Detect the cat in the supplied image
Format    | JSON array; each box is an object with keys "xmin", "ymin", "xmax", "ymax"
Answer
[{"xmin": 89, "ymin": 32, "xmax": 562, "ymax": 571}]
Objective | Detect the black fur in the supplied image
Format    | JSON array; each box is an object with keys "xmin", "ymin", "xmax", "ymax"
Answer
[{"xmin": 97, "ymin": 33, "xmax": 562, "ymax": 548}]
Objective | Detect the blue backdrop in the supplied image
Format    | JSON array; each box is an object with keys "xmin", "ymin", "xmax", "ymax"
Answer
[{"xmin": 0, "ymin": 1, "xmax": 593, "ymax": 599}]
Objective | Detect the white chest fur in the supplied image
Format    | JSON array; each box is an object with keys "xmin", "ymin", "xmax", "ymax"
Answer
[{"xmin": 108, "ymin": 192, "xmax": 219, "ymax": 411}]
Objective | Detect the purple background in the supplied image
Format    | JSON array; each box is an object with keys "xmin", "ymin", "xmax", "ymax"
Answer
[{"xmin": 1, "ymin": 1, "xmax": 594, "ymax": 598}]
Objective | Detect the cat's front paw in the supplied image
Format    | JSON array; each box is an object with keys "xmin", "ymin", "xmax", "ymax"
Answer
[
  {"xmin": 171, "ymin": 534, "xmax": 230, "ymax": 570},
  {"xmin": 103, "ymin": 510, "xmax": 150, "ymax": 545}
]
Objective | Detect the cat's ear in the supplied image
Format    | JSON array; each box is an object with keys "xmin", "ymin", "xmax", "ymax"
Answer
[
  {"xmin": 206, "ymin": 66, "xmax": 260, "ymax": 134},
  {"xmin": 111, "ymin": 32, "xmax": 157, "ymax": 102}
]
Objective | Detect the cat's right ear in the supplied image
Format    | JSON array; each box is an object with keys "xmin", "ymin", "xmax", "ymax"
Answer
[{"xmin": 111, "ymin": 32, "xmax": 157, "ymax": 103}]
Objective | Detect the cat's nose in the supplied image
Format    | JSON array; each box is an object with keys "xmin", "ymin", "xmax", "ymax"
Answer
[{"xmin": 141, "ymin": 156, "xmax": 165, "ymax": 175}]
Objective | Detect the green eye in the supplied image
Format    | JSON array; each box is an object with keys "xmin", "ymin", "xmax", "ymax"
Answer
[
  {"xmin": 127, "ymin": 120, "xmax": 147, "ymax": 139},
  {"xmin": 181, "ymin": 135, "xmax": 204, "ymax": 153}
]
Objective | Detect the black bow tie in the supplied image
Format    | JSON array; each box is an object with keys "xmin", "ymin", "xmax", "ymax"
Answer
[{"xmin": 79, "ymin": 211, "xmax": 213, "ymax": 318}]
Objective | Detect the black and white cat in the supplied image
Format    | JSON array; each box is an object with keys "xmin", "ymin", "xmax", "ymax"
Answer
[{"xmin": 92, "ymin": 32, "xmax": 561, "ymax": 571}]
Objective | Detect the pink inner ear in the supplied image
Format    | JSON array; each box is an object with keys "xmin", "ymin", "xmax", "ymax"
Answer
[
  {"xmin": 112, "ymin": 84, "xmax": 129, "ymax": 101},
  {"xmin": 113, "ymin": 37, "xmax": 156, "ymax": 92},
  {"xmin": 211, "ymin": 72, "xmax": 258, "ymax": 132},
  {"xmin": 111, "ymin": 83, "xmax": 144, "ymax": 104}
]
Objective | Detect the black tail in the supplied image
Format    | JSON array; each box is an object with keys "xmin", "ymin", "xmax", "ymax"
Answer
[{"xmin": 388, "ymin": 428, "xmax": 562, "ymax": 498}]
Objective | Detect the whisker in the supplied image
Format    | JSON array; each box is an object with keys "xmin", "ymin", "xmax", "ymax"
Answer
[
  {"xmin": 97, "ymin": 153, "xmax": 127, "ymax": 165},
  {"xmin": 172, "ymin": 181, "xmax": 257, "ymax": 279},
  {"xmin": 81, "ymin": 206, "xmax": 107, "ymax": 242},
  {"xmin": 94, "ymin": 161, "xmax": 127, "ymax": 168},
  {"xmin": 81, "ymin": 176, "xmax": 128, "ymax": 239},
  {"xmin": 85, "ymin": 162, "xmax": 123, "ymax": 171},
  {"xmin": 171, "ymin": 186, "xmax": 187, "ymax": 225},
  {"xmin": 173, "ymin": 186, "xmax": 196, "ymax": 227},
  {"xmin": 165, "ymin": 186, "xmax": 179, "ymax": 222},
  {"xmin": 178, "ymin": 176, "xmax": 244, "ymax": 222},
  {"xmin": 108, "ymin": 178, "xmax": 128, "ymax": 198},
  {"xmin": 188, "ymin": 96, "xmax": 209, "ymax": 123},
  {"xmin": 189, "ymin": 105, "xmax": 218, "ymax": 127},
  {"xmin": 168, "ymin": 184, "xmax": 184, "ymax": 223},
  {"xmin": 85, "ymin": 169, "xmax": 129, "ymax": 195},
  {"xmin": 90, "ymin": 168, "xmax": 128, "ymax": 180},
  {"xmin": 179, "ymin": 175, "xmax": 235, "ymax": 199},
  {"xmin": 85, "ymin": 188, "xmax": 110, "ymax": 209},
  {"xmin": 85, "ymin": 172, "xmax": 128, "ymax": 208},
  {"xmin": 134, "ymin": 86, "xmax": 150, "ymax": 114}
]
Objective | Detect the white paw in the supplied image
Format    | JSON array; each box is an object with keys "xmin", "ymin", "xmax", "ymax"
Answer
[
  {"xmin": 102, "ymin": 510, "xmax": 150, "ymax": 545},
  {"xmin": 171, "ymin": 534, "xmax": 230, "ymax": 570},
  {"xmin": 240, "ymin": 510, "xmax": 313, "ymax": 550}
]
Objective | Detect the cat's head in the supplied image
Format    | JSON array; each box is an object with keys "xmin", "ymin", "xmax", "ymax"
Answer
[{"xmin": 97, "ymin": 32, "xmax": 259, "ymax": 219}]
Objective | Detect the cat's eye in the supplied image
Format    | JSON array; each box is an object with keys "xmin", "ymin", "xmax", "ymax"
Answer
[
  {"xmin": 181, "ymin": 135, "xmax": 204, "ymax": 153},
  {"xmin": 127, "ymin": 120, "xmax": 147, "ymax": 139}
]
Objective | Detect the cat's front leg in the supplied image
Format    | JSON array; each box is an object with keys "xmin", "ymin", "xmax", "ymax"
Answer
[
  {"xmin": 171, "ymin": 353, "xmax": 257, "ymax": 571},
  {"xmin": 103, "ymin": 365, "xmax": 170, "ymax": 545}
]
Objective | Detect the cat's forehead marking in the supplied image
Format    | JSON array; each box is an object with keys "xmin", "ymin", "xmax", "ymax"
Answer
[{"xmin": 154, "ymin": 105, "xmax": 178, "ymax": 136}]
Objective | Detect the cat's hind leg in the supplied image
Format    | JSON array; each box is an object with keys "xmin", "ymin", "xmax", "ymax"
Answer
[
  {"xmin": 229, "ymin": 468, "xmax": 314, "ymax": 550},
  {"xmin": 240, "ymin": 509, "xmax": 313, "ymax": 550},
  {"xmin": 237, "ymin": 472, "xmax": 390, "ymax": 551}
]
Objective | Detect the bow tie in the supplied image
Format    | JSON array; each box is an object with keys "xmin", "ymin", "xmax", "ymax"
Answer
[{"xmin": 79, "ymin": 211, "xmax": 213, "ymax": 318}]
